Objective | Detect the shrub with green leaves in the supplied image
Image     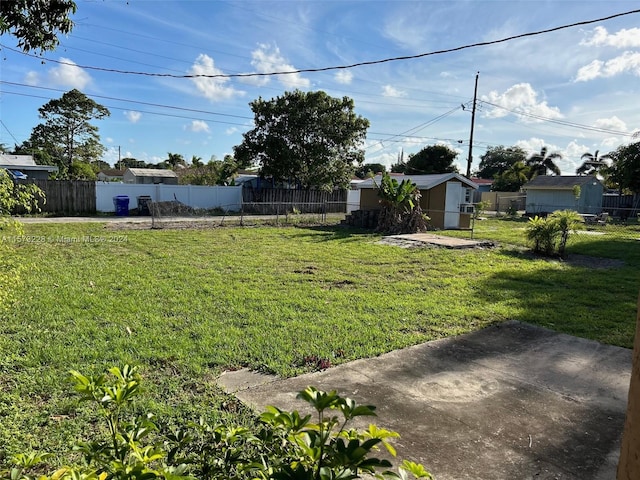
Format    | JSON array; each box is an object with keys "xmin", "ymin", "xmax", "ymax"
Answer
[
  {"xmin": 375, "ymin": 173, "xmax": 429, "ymax": 234},
  {"xmin": 524, "ymin": 210, "xmax": 583, "ymax": 258},
  {"xmin": 2, "ymin": 365, "xmax": 433, "ymax": 480}
]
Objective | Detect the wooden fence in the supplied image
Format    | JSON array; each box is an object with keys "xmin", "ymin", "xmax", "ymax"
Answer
[
  {"xmin": 242, "ymin": 187, "xmax": 347, "ymax": 214},
  {"xmin": 17, "ymin": 179, "xmax": 96, "ymax": 214}
]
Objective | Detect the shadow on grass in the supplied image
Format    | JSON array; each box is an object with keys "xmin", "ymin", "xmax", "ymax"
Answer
[
  {"xmin": 290, "ymin": 224, "xmax": 379, "ymax": 242},
  {"xmin": 475, "ymin": 249, "xmax": 638, "ymax": 348},
  {"xmin": 569, "ymin": 236, "xmax": 640, "ymax": 266}
]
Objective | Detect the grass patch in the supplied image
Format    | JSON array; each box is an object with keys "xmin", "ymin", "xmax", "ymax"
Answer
[{"xmin": 1, "ymin": 219, "xmax": 639, "ymax": 463}]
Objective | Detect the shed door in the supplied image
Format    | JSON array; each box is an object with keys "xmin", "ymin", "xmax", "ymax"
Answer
[{"xmin": 444, "ymin": 182, "xmax": 462, "ymax": 228}]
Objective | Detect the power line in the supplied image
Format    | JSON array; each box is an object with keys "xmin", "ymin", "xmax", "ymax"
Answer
[
  {"xmin": 365, "ymin": 106, "xmax": 463, "ymax": 152},
  {"xmin": 2, "ymin": 9, "xmax": 638, "ymax": 79},
  {"xmin": 479, "ymin": 100, "xmax": 635, "ymax": 137},
  {"xmin": 0, "ymin": 81, "xmax": 253, "ymax": 120},
  {"xmin": 0, "ymin": 90, "xmax": 249, "ymax": 127},
  {"xmin": 0, "ymin": 119, "xmax": 19, "ymax": 144}
]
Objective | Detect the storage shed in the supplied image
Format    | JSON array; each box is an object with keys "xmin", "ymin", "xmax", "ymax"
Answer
[
  {"xmin": 354, "ymin": 173, "xmax": 478, "ymax": 229},
  {"xmin": 522, "ymin": 175, "xmax": 603, "ymax": 215},
  {"xmin": 123, "ymin": 168, "xmax": 179, "ymax": 185}
]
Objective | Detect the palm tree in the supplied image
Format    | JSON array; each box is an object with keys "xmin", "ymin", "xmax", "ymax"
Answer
[
  {"xmin": 526, "ymin": 146, "xmax": 562, "ymax": 179},
  {"xmin": 576, "ymin": 150, "xmax": 610, "ymax": 176},
  {"xmin": 166, "ymin": 152, "xmax": 186, "ymax": 169}
]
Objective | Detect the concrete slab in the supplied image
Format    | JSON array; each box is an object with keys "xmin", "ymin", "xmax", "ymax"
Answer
[
  {"xmin": 217, "ymin": 321, "xmax": 631, "ymax": 480},
  {"xmin": 385, "ymin": 233, "xmax": 493, "ymax": 249}
]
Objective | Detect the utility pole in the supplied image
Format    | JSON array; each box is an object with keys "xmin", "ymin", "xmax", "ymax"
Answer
[
  {"xmin": 118, "ymin": 145, "xmax": 121, "ymax": 170},
  {"xmin": 466, "ymin": 72, "xmax": 479, "ymax": 178}
]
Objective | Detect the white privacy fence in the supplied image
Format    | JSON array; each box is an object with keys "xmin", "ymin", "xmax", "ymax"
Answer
[{"xmin": 96, "ymin": 183, "xmax": 243, "ymax": 213}]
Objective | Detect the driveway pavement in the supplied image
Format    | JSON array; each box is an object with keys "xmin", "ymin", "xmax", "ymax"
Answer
[{"xmin": 217, "ymin": 321, "xmax": 631, "ymax": 480}]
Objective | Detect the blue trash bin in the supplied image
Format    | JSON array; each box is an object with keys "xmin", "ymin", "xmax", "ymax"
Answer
[{"xmin": 113, "ymin": 195, "xmax": 130, "ymax": 216}]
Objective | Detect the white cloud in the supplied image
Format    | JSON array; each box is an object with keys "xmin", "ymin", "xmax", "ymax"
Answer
[
  {"xmin": 105, "ymin": 137, "xmax": 114, "ymax": 143},
  {"xmin": 187, "ymin": 120, "xmax": 210, "ymax": 133},
  {"xmin": 23, "ymin": 58, "xmax": 92, "ymax": 89},
  {"xmin": 383, "ymin": 14, "xmax": 428, "ymax": 51},
  {"xmin": 124, "ymin": 111, "xmax": 142, "ymax": 123},
  {"xmin": 574, "ymin": 60, "xmax": 603, "ymax": 82},
  {"xmin": 482, "ymin": 83, "xmax": 562, "ymax": 121},
  {"xmin": 189, "ymin": 54, "xmax": 243, "ymax": 101},
  {"xmin": 225, "ymin": 127, "xmax": 238, "ymax": 135},
  {"xmin": 581, "ymin": 26, "xmax": 640, "ymax": 48},
  {"xmin": 601, "ymin": 137, "xmax": 622, "ymax": 148},
  {"xmin": 382, "ymin": 85, "xmax": 407, "ymax": 98},
  {"xmin": 48, "ymin": 58, "xmax": 92, "ymax": 89},
  {"xmin": 334, "ymin": 70, "xmax": 353, "ymax": 85},
  {"xmin": 593, "ymin": 116, "xmax": 628, "ymax": 133},
  {"xmin": 514, "ymin": 137, "xmax": 555, "ymax": 156},
  {"xmin": 575, "ymin": 51, "xmax": 640, "ymax": 81},
  {"xmin": 243, "ymin": 43, "xmax": 310, "ymax": 89},
  {"xmin": 24, "ymin": 71, "xmax": 39, "ymax": 85}
]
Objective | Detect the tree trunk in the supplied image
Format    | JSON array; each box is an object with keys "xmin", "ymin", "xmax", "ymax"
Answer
[{"xmin": 618, "ymin": 292, "xmax": 640, "ymax": 479}]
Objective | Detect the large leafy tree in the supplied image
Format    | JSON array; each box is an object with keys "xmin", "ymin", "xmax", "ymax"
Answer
[
  {"xmin": 234, "ymin": 90, "xmax": 370, "ymax": 191},
  {"xmin": 0, "ymin": 0, "xmax": 76, "ymax": 53},
  {"xmin": 525, "ymin": 146, "xmax": 562, "ymax": 179},
  {"xmin": 355, "ymin": 163, "xmax": 386, "ymax": 179},
  {"xmin": 576, "ymin": 150, "xmax": 611, "ymax": 176},
  {"xmin": 605, "ymin": 142, "xmax": 640, "ymax": 193},
  {"xmin": 25, "ymin": 89, "xmax": 110, "ymax": 177},
  {"xmin": 403, "ymin": 145, "xmax": 458, "ymax": 175},
  {"xmin": 477, "ymin": 145, "xmax": 527, "ymax": 179}
]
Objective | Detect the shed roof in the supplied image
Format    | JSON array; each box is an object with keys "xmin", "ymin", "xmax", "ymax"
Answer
[
  {"xmin": 126, "ymin": 168, "xmax": 178, "ymax": 178},
  {"xmin": 470, "ymin": 177, "xmax": 494, "ymax": 186},
  {"xmin": 523, "ymin": 175, "xmax": 602, "ymax": 190},
  {"xmin": 0, "ymin": 154, "xmax": 58, "ymax": 172},
  {"xmin": 355, "ymin": 173, "xmax": 478, "ymax": 190}
]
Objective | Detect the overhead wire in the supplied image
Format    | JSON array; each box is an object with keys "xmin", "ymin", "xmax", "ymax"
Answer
[
  {"xmin": 0, "ymin": 81, "xmax": 253, "ymax": 120},
  {"xmin": 0, "ymin": 90, "xmax": 250, "ymax": 127},
  {"xmin": 1, "ymin": 8, "xmax": 638, "ymax": 79},
  {"xmin": 479, "ymin": 100, "xmax": 635, "ymax": 137},
  {"xmin": 364, "ymin": 105, "xmax": 462, "ymax": 152}
]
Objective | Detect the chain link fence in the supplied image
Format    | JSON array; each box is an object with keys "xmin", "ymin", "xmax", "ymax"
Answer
[{"xmin": 148, "ymin": 200, "xmax": 350, "ymax": 229}]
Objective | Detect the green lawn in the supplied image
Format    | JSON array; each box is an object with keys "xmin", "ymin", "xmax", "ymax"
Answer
[{"xmin": 1, "ymin": 218, "xmax": 639, "ymax": 462}]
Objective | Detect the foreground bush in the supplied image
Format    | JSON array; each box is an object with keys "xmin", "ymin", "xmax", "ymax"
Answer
[
  {"xmin": 525, "ymin": 210, "xmax": 582, "ymax": 258},
  {"xmin": 2, "ymin": 365, "xmax": 432, "ymax": 480}
]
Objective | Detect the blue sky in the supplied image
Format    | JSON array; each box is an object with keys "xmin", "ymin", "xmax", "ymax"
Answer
[{"xmin": 1, "ymin": 0, "xmax": 639, "ymax": 174}]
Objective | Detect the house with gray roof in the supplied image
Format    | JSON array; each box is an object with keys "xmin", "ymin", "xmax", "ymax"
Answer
[
  {"xmin": 522, "ymin": 175, "xmax": 603, "ymax": 214},
  {"xmin": 123, "ymin": 168, "xmax": 178, "ymax": 185},
  {"xmin": 0, "ymin": 154, "xmax": 58, "ymax": 180}
]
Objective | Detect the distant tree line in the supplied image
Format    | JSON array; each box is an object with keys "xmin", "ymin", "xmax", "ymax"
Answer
[{"xmin": 475, "ymin": 143, "xmax": 640, "ymax": 193}]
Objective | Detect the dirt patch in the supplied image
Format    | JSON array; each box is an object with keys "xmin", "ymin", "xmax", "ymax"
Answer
[
  {"xmin": 106, "ymin": 220, "xmax": 224, "ymax": 230},
  {"xmin": 378, "ymin": 237, "xmax": 436, "ymax": 249}
]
